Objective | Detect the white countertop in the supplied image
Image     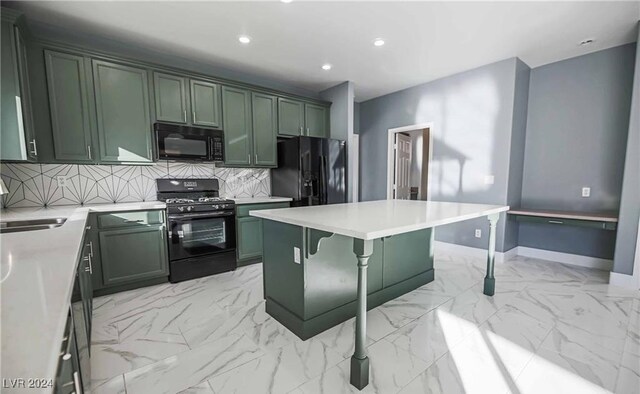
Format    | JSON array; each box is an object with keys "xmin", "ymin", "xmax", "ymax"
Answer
[
  {"xmin": 0, "ymin": 201, "xmax": 166, "ymax": 392},
  {"xmin": 229, "ymin": 196, "xmax": 292, "ymax": 205},
  {"xmin": 251, "ymin": 200, "xmax": 509, "ymax": 240}
]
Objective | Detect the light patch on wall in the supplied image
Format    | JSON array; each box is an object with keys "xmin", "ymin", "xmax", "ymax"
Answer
[{"xmin": 416, "ymin": 75, "xmax": 500, "ymax": 198}]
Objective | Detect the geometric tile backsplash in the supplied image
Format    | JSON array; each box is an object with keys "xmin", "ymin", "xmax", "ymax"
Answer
[{"xmin": 0, "ymin": 161, "xmax": 270, "ymax": 208}]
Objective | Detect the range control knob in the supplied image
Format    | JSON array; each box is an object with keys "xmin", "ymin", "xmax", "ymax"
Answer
[
  {"xmin": 187, "ymin": 206, "xmax": 192, "ymax": 212},
  {"xmin": 178, "ymin": 206, "xmax": 184, "ymax": 212},
  {"xmin": 212, "ymin": 204, "xmax": 219, "ymax": 210}
]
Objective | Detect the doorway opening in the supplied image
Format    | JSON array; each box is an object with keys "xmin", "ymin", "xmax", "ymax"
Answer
[{"xmin": 386, "ymin": 123, "xmax": 433, "ymax": 200}]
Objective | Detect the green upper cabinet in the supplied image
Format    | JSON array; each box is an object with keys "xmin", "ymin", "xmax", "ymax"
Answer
[
  {"xmin": 277, "ymin": 97, "xmax": 304, "ymax": 137},
  {"xmin": 153, "ymin": 72, "xmax": 188, "ymax": 124},
  {"xmin": 45, "ymin": 50, "xmax": 94, "ymax": 162},
  {"xmin": 304, "ymin": 103, "xmax": 328, "ymax": 138},
  {"xmin": 190, "ymin": 79, "xmax": 221, "ymax": 128},
  {"xmin": 251, "ymin": 92, "xmax": 277, "ymax": 167},
  {"xmin": 1, "ymin": 10, "xmax": 36, "ymax": 162},
  {"xmin": 92, "ymin": 59, "xmax": 153, "ymax": 163},
  {"xmin": 222, "ymin": 86, "xmax": 252, "ymax": 166}
]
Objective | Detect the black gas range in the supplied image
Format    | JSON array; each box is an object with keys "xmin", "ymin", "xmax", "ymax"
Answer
[{"xmin": 157, "ymin": 179, "xmax": 236, "ymax": 283}]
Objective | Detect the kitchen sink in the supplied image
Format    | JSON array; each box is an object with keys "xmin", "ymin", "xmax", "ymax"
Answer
[{"xmin": 0, "ymin": 218, "xmax": 67, "ymax": 234}]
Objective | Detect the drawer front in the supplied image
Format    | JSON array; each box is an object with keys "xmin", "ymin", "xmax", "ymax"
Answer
[
  {"xmin": 98, "ymin": 210, "xmax": 164, "ymax": 229},
  {"xmin": 236, "ymin": 202, "xmax": 290, "ymax": 218},
  {"xmin": 514, "ymin": 215, "xmax": 617, "ymax": 231}
]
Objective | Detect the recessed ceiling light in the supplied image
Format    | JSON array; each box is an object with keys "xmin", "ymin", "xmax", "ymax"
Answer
[
  {"xmin": 579, "ymin": 38, "xmax": 595, "ymax": 46},
  {"xmin": 238, "ymin": 35, "xmax": 251, "ymax": 44},
  {"xmin": 373, "ymin": 38, "xmax": 385, "ymax": 47},
  {"xmin": 321, "ymin": 64, "xmax": 332, "ymax": 71},
  {"xmin": 281, "ymin": 0, "xmax": 293, "ymax": 3}
]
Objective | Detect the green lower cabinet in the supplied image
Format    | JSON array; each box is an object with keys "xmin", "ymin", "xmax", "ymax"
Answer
[
  {"xmin": 98, "ymin": 224, "xmax": 169, "ymax": 286},
  {"xmin": 236, "ymin": 202, "xmax": 290, "ymax": 264},
  {"xmin": 237, "ymin": 217, "xmax": 263, "ymax": 261}
]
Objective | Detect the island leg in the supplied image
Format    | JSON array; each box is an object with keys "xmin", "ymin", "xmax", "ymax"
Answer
[
  {"xmin": 483, "ymin": 213, "xmax": 500, "ymax": 296},
  {"xmin": 350, "ymin": 238, "xmax": 373, "ymax": 390}
]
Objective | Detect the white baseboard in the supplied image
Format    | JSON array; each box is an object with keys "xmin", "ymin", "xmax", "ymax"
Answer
[
  {"xmin": 609, "ymin": 272, "xmax": 640, "ymax": 290},
  {"xmin": 433, "ymin": 241, "xmax": 515, "ymax": 263},
  {"xmin": 434, "ymin": 241, "xmax": 612, "ymax": 271},
  {"xmin": 517, "ymin": 246, "xmax": 613, "ymax": 271}
]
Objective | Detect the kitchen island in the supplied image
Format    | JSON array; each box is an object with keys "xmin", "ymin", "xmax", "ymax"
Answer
[{"xmin": 251, "ymin": 200, "xmax": 509, "ymax": 390}]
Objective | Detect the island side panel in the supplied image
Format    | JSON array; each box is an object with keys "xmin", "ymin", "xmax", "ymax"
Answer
[
  {"xmin": 262, "ymin": 220, "xmax": 306, "ymax": 322},
  {"xmin": 262, "ymin": 220, "xmax": 435, "ymax": 340}
]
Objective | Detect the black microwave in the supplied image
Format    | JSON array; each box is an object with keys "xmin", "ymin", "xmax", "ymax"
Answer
[{"xmin": 154, "ymin": 123, "xmax": 224, "ymax": 162}]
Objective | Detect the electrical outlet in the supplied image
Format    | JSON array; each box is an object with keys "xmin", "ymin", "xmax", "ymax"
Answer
[
  {"xmin": 56, "ymin": 176, "xmax": 68, "ymax": 188},
  {"xmin": 293, "ymin": 247, "xmax": 301, "ymax": 264},
  {"xmin": 484, "ymin": 175, "xmax": 495, "ymax": 185},
  {"xmin": 475, "ymin": 229, "xmax": 482, "ymax": 238},
  {"xmin": 582, "ymin": 187, "xmax": 591, "ymax": 198}
]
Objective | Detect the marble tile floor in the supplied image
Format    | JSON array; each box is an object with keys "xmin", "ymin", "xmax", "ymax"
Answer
[{"xmin": 90, "ymin": 251, "xmax": 639, "ymax": 394}]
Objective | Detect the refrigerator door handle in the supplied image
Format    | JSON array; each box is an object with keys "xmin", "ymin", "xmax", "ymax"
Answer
[{"xmin": 319, "ymin": 155, "xmax": 327, "ymax": 205}]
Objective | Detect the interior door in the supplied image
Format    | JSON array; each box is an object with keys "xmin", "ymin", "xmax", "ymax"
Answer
[{"xmin": 394, "ymin": 133, "xmax": 412, "ymax": 199}]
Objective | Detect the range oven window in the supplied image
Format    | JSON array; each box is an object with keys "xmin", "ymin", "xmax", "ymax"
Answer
[
  {"xmin": 168, "ymin": 214, "xmax": 236, "ymax": 261},
  {"xmin": 181, "ymin": 219, "xmax": 226, "ymax": 247}
]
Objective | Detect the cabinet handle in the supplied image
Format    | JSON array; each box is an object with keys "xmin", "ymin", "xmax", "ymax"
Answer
[
  {"xmin": 255, "ymin": 154, "xmax": 258, "ymax": 164},
  {"xmin": 193, "ymin": 111, "xmax": 197, "ymax": 124},
  {"xmin": 548, "ymin": 220, "xmax": 564, "ymax": 224},
  {"xmin": 83, "ymin": 255, "xmax": 93, "ymax": 274},
  {"xmin": 72, "ymin": 371, "xmax": 82, "ymax": 394},
  {"xmin": 88, "ymin": 241, "xmax": 94, "ymax": 257},
  {"xmin": 87, "ymin": 145, "xmax": 92, "ymax": 160},
  {"xmin": 306, "ymin": 128, "xmax": 310, "ymax": 134},
  {"xmin": 29, "ymin": 139, "xmax": 38, "ymax": 156},
  {"xmin": 124, "ymin": 219, "xmax": 144, "ymax": 223},
  {"xmin": 183, "ymin": 110, "xmax": 187, "ymax": 123},
  {"xmin": 247, "ymin": 154, "xmax": 250, "ymax": 164},
  {"xmin": 299, "ymin": 126, "xmax": 303, "ymax": 134}
]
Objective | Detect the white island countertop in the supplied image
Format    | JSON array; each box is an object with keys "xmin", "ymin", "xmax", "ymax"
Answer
[
  {"xmin": 0, "ymin": 201, "xmax": 166, "ymax": 392},
  {"xmin": 251, "ymin": 200, "xmax": 509, "ymax": 240}
]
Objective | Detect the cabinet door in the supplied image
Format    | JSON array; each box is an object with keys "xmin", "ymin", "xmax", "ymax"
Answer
[
  {"xmin": 190, "ymin": 79, "xmax": 221, "ymax": 128},
  {"xmin": 14, "ymin": 27, "xmax": 36, "ymax": 161},
  {"xmin": 92, "ymin": 60, "xmax": 153, "ymax": 163},
  {"xmin": 154, "ymin": 72, "xmax": 188, "ymax": 124},
  {"xmin": 99, "ymin": 225, "xmax": 168, "ymax": 286},
  {"xmin": 277, "ymin": 98, "xmax": 304, "ymax": 136},
  {"xmin": 237, "ymin": 217, "xmax": 263, "ymax": 261},
  {"xmin": 1, "ymin": 20, "xmax": 27, "ymax": 161},
  {"xmin": 304, "ymin": 103, "xmax": 328, "ymax": 138},
  {"xmin": 251, "ymin": 92, "xmax": 277, "ymax": 167},
  {"xmin": 45, "ymin": 50, "xmax": 94, "ymax": 162},
  {"xmin": 222, "ymin": 86, "xmax": 252, "ymax": 166}
]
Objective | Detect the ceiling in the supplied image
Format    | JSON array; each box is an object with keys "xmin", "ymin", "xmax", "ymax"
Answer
[{"xmin": 8, "ymin": 1, "xmax": 640, "ymax": 102}]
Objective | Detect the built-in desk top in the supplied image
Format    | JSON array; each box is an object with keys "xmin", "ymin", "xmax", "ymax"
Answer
[{"xmin": 508, "ymin": 208, "xmax": 618, "ymax": 222}]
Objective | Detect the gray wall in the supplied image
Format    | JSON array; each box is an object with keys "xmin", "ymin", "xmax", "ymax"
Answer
[
  {"xmin": 614, "ymin": 25, "xmax": 640, "ymax": 275},
  {"xmin": 519, "ymin": 44, "xmax": 636, "ymax": 258},
  {"xmin": 359, "ymin": 58, "xmax": 522, "ymax": 252},
  {"xmin": 504, "ymin": 59, "xmax": 531, "ymax": 251},
  {"xmin": 320, "ymin": 81, "xmax": 354, "ymax": 141}
]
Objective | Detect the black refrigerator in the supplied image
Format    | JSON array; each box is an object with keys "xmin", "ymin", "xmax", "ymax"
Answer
[{"xmin": 271, "ymin": 136, "xmax": 347, "ymax": 206}]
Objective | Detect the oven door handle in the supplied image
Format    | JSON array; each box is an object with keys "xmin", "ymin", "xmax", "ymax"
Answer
[{"xmin": 168, "ymin": 211, "xmax": 235, "ymax": 220}]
